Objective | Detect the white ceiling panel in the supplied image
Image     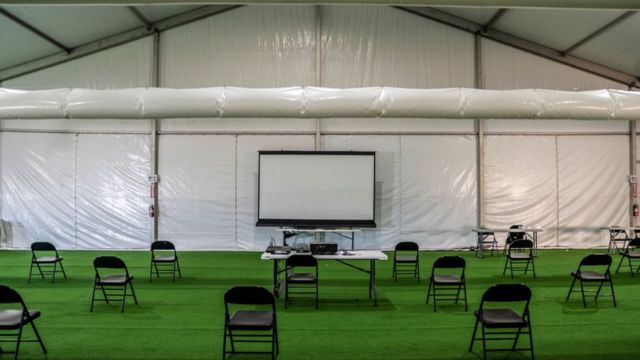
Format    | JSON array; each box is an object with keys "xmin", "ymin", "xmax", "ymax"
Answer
[
  {"xmin": 133, "ymin": 5, "xmax": 201, "ymax": 23},
  {"xmin": 494, "ymin": 9, "xmax": 626, "ymax": 50},
  {"xmin": 436, "ymin": 7, "xmax": 500, "ymax": 25},
  {"xmin": 0, "ymin": 17, "xmax": 60, "ymax": 70},
  {"xmin": 3, "ymin": 6, "xmax": 140, "ymax": 48},
  {"xmin": 572, "ymin": 14, "xmax": 640, "ymax": 77}
]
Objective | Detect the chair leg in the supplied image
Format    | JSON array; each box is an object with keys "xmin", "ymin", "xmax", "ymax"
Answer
[
  {"xmin": 503, "ymin": 257, "xmax": 509, "ymax": 276},
  {"xmin": 615, "ymin": 255, "xmax": 624, "ymax": 273},
  {"xmin": 176, "ymin": 259, "xmax": 182, "ymax": 278},
  {"xmin": 610, "ymin": 279, "xmax": 617, "ymax": 307},
  {"xmin": 59, "ymin": 261, "xmax": 67, "ymax": 279},
  {"xmin": 628, "ymin": 257, "xmax": 634, "ymax": 277},
  {"xmin": 172, "ymin": 261, "xmax": 177, "ymax": 282},
  {"xmin": 14, "ymin": 325, "xmax": 23, "ymax": 360},
  {"xmin": 90, "ymin": 281, "xmax": 97, "ymax": 312},
  {"xmin": 28, "ymin": 261, "xmax": 34, "ymax": 284},
  {"xmin": 52, "ymin": 262, "xmax": 57, "ymax": 283},
  {"xmin": 579, "ymin": 280, "xmax": 586, "ymax": 307},
  {"xmin": 121, "ymin": 284, "xmax": 127, "ymax": 312},
  {"xmin": 468, "ymin": 318, "xmax": 479, "ymax": 352},
  {"xmin": 30, "ymin": 320, "xmax": 47, "ymax": 353},
  {"xmin": 149, "ymin": 260, "xmax": 154, "ymax": 282},
  {"xmin": 426, "ymin": 279, "xmax": 432, "ymax": 304},
  {"xmin": 35, "ymin": 262, "xmax": 45, "ymax": 280},
  {"xmin": 480, "ymin": 324, "xmax": 488, "ymax": 360},
  {"xmin": 222, "ymin": 324, "xmax": 227, "ymax": 360},
  {"xmin": 566, "ymin": 277, "xmax": 577, "ymax": 301},
  {"xmin": 512, "ymin": 327, "xmax": 522, "ymax": 350},
  {"xmin": 527, "ymin": 321, "xmax": 535, "ymax": 360},
  {"xmin": 532, "ymin": 259, "xmax": 536, "ymax": 279},
  {"xmin": 463, "ymin": 282, "xmax": 468, "ymax": 311},
  {"xmin": 129, "ymin": 281, "xmax": 139, "ymax": 304},
  {"xmin": 432, "ymin": 285, "xmax": 437, "ymax": 312},
  {"xmin": 392, "ymin": 260, "xmax": 397, "ymax": 282}
]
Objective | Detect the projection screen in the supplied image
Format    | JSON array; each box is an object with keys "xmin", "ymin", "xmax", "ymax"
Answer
[{"xmin": 257, "ymin": 151, "xmax": 376, "ymax": 228}]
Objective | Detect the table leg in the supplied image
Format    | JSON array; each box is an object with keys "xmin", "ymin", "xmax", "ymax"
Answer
[
  {"xmin": 272, "ymin": 259, "xmax": 281, "ymax": 298},
  {"xmin": 371, "ymin": 259, "xmax": 378, "ymax": 306},
  {"xmin": 476, "ymin": 233, "xmax": 484, "ymax": 258}
]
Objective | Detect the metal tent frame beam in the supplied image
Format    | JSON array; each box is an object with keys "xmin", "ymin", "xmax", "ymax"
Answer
[
  {"xmin": 3, "ymin": 0, "xmax": 640, "ymax": 9},
  {"xmin": 483, "ymin": 8, "xmax": 507, "ymax": 32},
  {"xmin": 395, "ymin": 6, "xmax": 639, "ymax": 86},
  {"xmin": 127, "ymin": 6, "xmax": 152, "ymax": 29},
  {"xmin": 562, "ymin": 11, "xmax": 637, "ymax": 54},
  {"xmin": 0, "ymin": 5, "xmax": 242, "ymax": 81},
  {"xmin": 0, "ymin": 7, "xmax": 71, "ymax": 54}
]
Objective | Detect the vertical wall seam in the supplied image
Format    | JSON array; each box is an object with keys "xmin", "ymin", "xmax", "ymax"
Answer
[
  {"xmin": 315, "ymin": 5, "xmax": 322, "ymax": 151},
  {"xmin": 74, "ymin": 133, "xmax": 79, "ymax": 249},
  {"xmin": 555, "ymin": 135, "xmax": 560, "ymax": 247},
  {"xmin": 398, "ymin": 135, "xmax": 403, "ymax": 243},
  {"xmin": 234, "ymin": 134, "xmax": 238, "ymax": 249},
  {"xmin": 629, "ymin": 118, "xmax": 636, "ymax": 227}
]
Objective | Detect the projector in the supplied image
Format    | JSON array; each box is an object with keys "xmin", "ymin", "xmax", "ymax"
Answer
[{"xmin": 310, "ymin": 242, "xmax": 338, "ymax": 255}]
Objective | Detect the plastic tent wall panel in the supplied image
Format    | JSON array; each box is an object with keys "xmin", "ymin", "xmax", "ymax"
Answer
[
  {"xmin": 400, "ymin": 135, "xmax": 477, "ymax": 249},
  {"xmin": 558, "ymin": 136, "xmax": 628, "ymax": 248},
  {"xmin": 236, "ymin": 135, "xmax": 315, "ymax": 250},
  {"xmin": 2, "ymin": 38, "xmax": 152, "ymax": 133},
  {"xmin": 75, "ymin": 134, "xmax": 150, "ymax": 248},
  {"xmin": 484, "ymin": 136, "xmax": 558, "ymax": 247},
  {"xmin": 0, "ymin": 133, "xmax": 76, "ymax": 248},
  {"xmin": 160, "ymin": 5, "xmax": 316, "ymax": 89},
  {"xmin": 0, "ymin": 16, "xmax": 59, "ymax": 70},
  {"xmin": 321, "ymin": 135, "xmax": 401, "ymax": 250},
  {"xmin": 158, "ymin": 135, "xmax": 236, "ymax": 250},
  {"xmin": 482, "ymin": 39, "xmax": 629, "ymax": 134},
  {"xmin": 321, "ymin": 6, "xmax": 475, "ymax": 88}
]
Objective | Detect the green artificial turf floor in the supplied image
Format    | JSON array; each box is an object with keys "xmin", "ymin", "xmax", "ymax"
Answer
[{"xmin": 1, "ymin": 249, "xmax": 639, "ymax": 360}]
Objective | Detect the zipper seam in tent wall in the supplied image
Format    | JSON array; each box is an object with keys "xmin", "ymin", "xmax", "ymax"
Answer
[
  {"xmin": 73, "ymin": 133, "xmax": 79, "ymax": 249},
  {"xmin": 555, "ymin": 135, "xmax": 560, "ymax": 247}
]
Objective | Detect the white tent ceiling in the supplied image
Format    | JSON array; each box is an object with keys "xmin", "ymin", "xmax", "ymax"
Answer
[{"xmin": 0, "ymin": 3, "xmax": 639, "ymax": 86}]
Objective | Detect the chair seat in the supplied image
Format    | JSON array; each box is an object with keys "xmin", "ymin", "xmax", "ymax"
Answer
[
  {"xmin": 34, "ymin": 256, "xmax": 62, "ymax": 263},
  {"xmin": 228, "ymin": 310, "xmax": 274, "ymax": 330},
  {"xmin": 395, "ymin": 256, "xmax": 417, "ymax": 263},
  {"xmin": 475, "ymin": 308, "xmax": 527, "ymax": 328},
  {"xmin": 432, "ymin": 274, "xmax": 462, "ymax": 284},
  {"xmin": 624, "ymin": 252, "xmax": 640, "ymax": 258},
  {"xmin": 572, "ymin": 270, "xmax": 608, "ymax": 281},
  {"xmin": 98, "ymin": 274, "xmax": 132, "ymax": 285},
  {"xmin": 509, "ymin": 253, "xmax": 532, "ymax": 260},
  {"xmin": 287, "ymin": 273, "xmax": 317, "ymax": 283},
  {"xmin": 0, "ymin": 309, "xmax": 40, "ymax": 330},
  {"xmin": 153, "ymin": 255, "xmax": 176, "ymax": 262}
]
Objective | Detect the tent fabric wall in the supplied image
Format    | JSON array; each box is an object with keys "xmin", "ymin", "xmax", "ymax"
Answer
[
  {"xmin": 0, "ymin": 132, "xmax": 76, "ymax": 248},
  {"xmin": 484, "ymin": 136, "xmax": 558, "ymax": 247},
  {"xmin": 0, "ymin": 5, "xmax": 634, "ymax": 250},
  {"xmin": 75, "ymin": 134, "xmax": 150, "ymax": 248},
  {"xmin": 400, "ymin": 135, "xmax": 477, "ymax": 249},
  {"xmin": 558, "ymin": 136, "xmax": 629, "ymax": 248},
  {"xmin": 158, "ymin": 135, "xmax": 236, "ymax": 249}
]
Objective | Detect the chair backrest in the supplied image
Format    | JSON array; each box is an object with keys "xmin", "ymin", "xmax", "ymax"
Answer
[
  {"xmin": 579, "ymin": 253, "xmax": 612, "ymax": 267},
  {"xmin": 0, "ymin": 285, "xmax": 25, "ymax": 305},
  {"xmin": 509, "ymin": 239, "xmax": 533, "ymax": 250},
  {"xmin": 507, "ymin": 225, "xmax": 525, "ymax": 242},
  {"xmin": 286, "ymin": 254, "xmax": 317, "ymax": 268},
  {"xmin": 31, "ymin": 242, "xmax": 56, "ymax": 252},
  {"xmin": 395, "ymin": 241, "xmax": 419, "ymax": 252},
  {"xmin": 433, "ymin": 256, "xmax": 465, "ymax": 269},
  {"xmin": 481, "ymin": 283, "xmax": 531, "ymax": 303},
  {"xmin": 224, "ymin": 286, "xmax": 275, "ymax": 305},
  {"xmin": 94, "ymin": 256, "xmax": 127, "ymax": 269},
  {"xmin": 624, "ymin": 238, "xmax": 640, "ymax": 252},
  {"xmin": 151, "ymin": 240, "xmax": 176, "ymax": 251}
]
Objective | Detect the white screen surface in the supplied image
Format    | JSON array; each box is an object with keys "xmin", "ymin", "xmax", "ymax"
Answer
[{"xmin": 258, "ymin": 153, "xmax": 375, "ymax": 225}]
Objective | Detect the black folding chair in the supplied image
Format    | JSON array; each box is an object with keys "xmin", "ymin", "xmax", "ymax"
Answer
[
  {"xmin": 503, "ymin": 225, "xmax": 525, "ymax": 255},
  {"xmin": 28, "ymin": 242, "xmax": 67, "ymax": 284},
  {"xmin": 90, "ymin": 256, "xmax": 138, "ymax": 312},
  {"xmin": 566, "ymin": 254, "xmax": 616, "ymax": 307},
  {"xmin": 426, "ymin": 256, "xmax": 467, "ymax": 311},
  {"xmin": 0, "ymin": 285, "xmax": 47, "ymax": 360},
  {"xmin": 392, "ymin": 241, "xmax": 419, "ymax": 281},
  {"xmin": 150, "ymin": 241, "xmax": 182, "ymax": 282},
  {"xmin": 607, "ymin": 226, "xmax": 629, "ymax": 254},
  {"xmin": 285, "ymin": 255, "xmax": 318, "ymax": 309},
  {"xmin": 615, "ymin": 237, "xmax": 640, "ymax": 276},
  {"xmin": 223, "ymin": 286, "xmax": 278, "ymax": 360},
  {"xmin": 469, "ymin": 284, "xmax": 534, "ymax": 360},
  {"xmin": 503, "ymin": 239, "xmax": 535, "ymax": 279}
]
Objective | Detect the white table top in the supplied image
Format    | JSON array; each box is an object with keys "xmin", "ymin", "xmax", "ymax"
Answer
[
  {"xmin": 473, "ymin": 228, "xmax": 543, "ymax": 233},
  {"xmin": 599, "ymin": 226, "xmax": 640, "ymax": 231},
  {"xmin": 277, "ymin": 228, "xmax": 362, "ymax": 233},
  {"xmin": 261, "ymin": 250, "xmax": 388, "ymax": 261}
]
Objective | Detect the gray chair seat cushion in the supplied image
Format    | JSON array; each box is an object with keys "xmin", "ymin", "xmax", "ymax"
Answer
[
  {"xmin": 432, "ymin": 274, "xmax": 462, "ymax": 284},
  {"xmin": 0, "ymin": 309, "xmax": 40, "ymax": 330},
  {"xmin": 287, "ymin": 273, "xmax": 316, "ymax": 283},
  {"xmin": 475, "ymin": 308, "xmax": 526, "ymax": 328},
  {"xmin": 34, "ymin": 256, "xmax": 62, "ymax": 263},
  {"xmin": 153, "ymin": 255, "xmax": 176, "ymax": 262},
  {"xmin": 572, "ymin": 270, "xmax": 608, "ymax": 281},
  {"xmin": 228, "ymin": 310, "xmax": 274, "ymax": 330},
  {"xmin": 98, "ymin": 274, "xmax": 132, "ymax": 285},
  {"xmin": 395, "ymin": 256, "xmax": 417, "ymax": 263},
  {"xmin": 509, "ymin": 253, "xmax": 532, "ymax": 260}
]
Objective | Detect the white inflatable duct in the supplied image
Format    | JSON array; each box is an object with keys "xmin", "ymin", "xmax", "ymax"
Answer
[{"xmin": 0, "ymin": 87, "xmax": 639, "ymax": 120}]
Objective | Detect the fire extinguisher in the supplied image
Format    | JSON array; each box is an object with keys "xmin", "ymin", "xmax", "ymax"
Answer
[
  {"xmin": 633, "ymin": 204, "xmax": 639, "ymax": 217},
  {"xmin": 148, "ymin": 204, "xmax": 155, "ymax": 218}
]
